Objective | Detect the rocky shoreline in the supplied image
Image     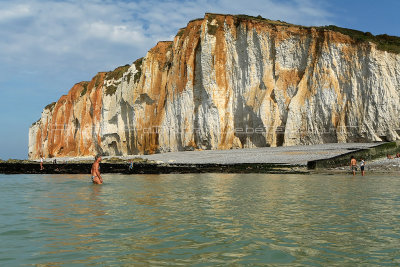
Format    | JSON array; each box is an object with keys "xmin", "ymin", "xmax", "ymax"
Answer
[
  {"xmin": 327, "ymin": 157, "xmax": 400, "ymax": 174},
  {"xmin": 1, "ymin": 157, "xmax": 399, "ymax": 175},
  {"xmin": 0, "ymin": 162, "xmax": 308, "ymax": 175},
  {"xmin": 3, "ymin": 142, "xmax": 400, "ymax": 175},
  {"xmin": 2, "ymin": 157, "xmax": 400, "ymax": 175}
]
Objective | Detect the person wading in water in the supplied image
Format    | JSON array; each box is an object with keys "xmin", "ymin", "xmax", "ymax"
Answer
[
  {"xmin": 360, "ymin": 158, "xmax": 365, "ymax": 176},
  {"xmin": 350, "ymin": 155, "xmax": 357, "ymax": 176},
  {"xmin": 91, "ymin": 155, "xmax": 103, "ymax": 184}
]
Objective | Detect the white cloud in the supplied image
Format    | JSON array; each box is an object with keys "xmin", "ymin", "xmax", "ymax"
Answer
[
  {"xmin": 0, "ymin": 3, "xmax": 31, "ymax": 22},
  {"xmin": 0, "ymin": 0, "xmax": 333, "ymax": 82}
]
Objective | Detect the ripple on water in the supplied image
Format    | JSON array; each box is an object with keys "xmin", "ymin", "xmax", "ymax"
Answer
[
  {"xmin": 0, "ymin": 230, "xmax": 33, "ymax": 236},
  {"xmin": 0, "ymin": 173, "xmax": 399, "ymax": 265}
]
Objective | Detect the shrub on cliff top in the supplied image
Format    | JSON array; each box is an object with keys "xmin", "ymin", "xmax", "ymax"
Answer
[
  {"xmin": 322, "ymin": 25, "xmax": 400, "ymax": 54},
  {"xmin": 214, "ymin": 13, "xmax": 400, "ymax": 54},
  {"xmin": 80, "ymin": 82, "xmax": 89, "ymax": 97},
  {"xmin": 234, "ymin": 14, "xmax": 296, "ymax": 27},
  {"xmin": 94, "ymin": 74, "xmax": 102, "ymax": 88},
  {"xmin": 105, "ymin": 64, "xmax": 130, "ymax": 81},
  {"xmin": 206, "ymin": 14, "xmax": 224, "ymax": 35},
  {"xmin": 375, "ymin": 34, "xmax": 400, "ymax": 54},
  {"xmin": 31, "ymin": 118, "xmax": 40, "ymax": 126},
  {"xmin": 80, "ymin": 87, "xmax": 87, "ymax": 97},
  {"xmin": 176, "ymin": 29, "xmax": 185, "ymax": 38},
  {"xmin": 44, "ymin": 102, "xmax": 56, "ymax": 111},
  {"xmin": 133, "ymin": 58, "xmax": 143, "ymax": 84}
]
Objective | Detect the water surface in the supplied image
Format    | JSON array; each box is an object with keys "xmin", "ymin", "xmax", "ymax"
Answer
[{"xmin": 0, "ymin": 173, "xmax": 399, "ymax": 265}]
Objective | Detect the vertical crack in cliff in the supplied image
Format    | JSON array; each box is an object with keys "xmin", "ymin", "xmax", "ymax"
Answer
[
  {"xmin": 193, "ymin": 41, "xmax": 211, "ymax": 149},
  {"xmin": 120, "ymin": 99, "xmax": 134, "ymax": 155},
  {"xmin": 269, "ymin": 29, "xmax": 277, "ymax": 82}
]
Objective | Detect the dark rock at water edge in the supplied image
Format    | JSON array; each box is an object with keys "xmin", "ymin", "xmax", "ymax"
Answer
[{"xmin": 0, "ymin": 162, "xmax": 308, "ymax": 175}]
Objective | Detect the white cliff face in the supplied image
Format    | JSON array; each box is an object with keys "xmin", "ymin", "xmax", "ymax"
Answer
[
  {"xmin": 30, "ymin": 14, "xmax": 400, "ymax": 159},
  {"xmin": 29, "ymin": 107, "xmax": 53, "ymax": 158}
]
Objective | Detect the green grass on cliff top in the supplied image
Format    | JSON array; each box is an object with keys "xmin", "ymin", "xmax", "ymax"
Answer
[
  {"xmin": 322, "ymin": 25, "xmax": 400, "ymax": 54},
  {"xmin": 209, "ymin": 13, "xmax": 400, "ymax": 54},
  {"xmin": 105, "ymin": 64, "xmax": 130, "ymax": 81}
]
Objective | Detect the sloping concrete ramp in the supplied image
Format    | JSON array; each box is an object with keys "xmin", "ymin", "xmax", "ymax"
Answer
[{"xmin": 140, "ymin": 143, "xmax": 381, "ymax": 165}]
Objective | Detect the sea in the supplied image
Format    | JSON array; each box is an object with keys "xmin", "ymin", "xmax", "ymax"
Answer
[{"xmin": 0, "ymin": 173, "xmax": 399, "ymax": 266}]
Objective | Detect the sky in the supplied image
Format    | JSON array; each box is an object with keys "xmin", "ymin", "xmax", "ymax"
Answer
[{"xmin": 0, "ymin": 0, "xmax": 399, "ymax": 160}]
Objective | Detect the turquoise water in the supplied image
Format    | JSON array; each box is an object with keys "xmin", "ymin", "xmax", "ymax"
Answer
[{"xmin": 0, "ymin": 173, "xmax": 399, "ymax": 266}]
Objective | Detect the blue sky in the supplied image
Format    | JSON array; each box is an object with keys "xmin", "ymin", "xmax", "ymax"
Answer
[{"xmin": 0, "ymin": 0, "xmax": 399, "ymax": 159}]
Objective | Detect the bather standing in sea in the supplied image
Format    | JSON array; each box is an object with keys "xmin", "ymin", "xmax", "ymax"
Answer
[
  {"xmin": 91, "ymin": 155, "xmax": 103, "ymax": 184},
  {"xmin": 350, "ymin": 155, "xmax": 357, "ymax": 176}
]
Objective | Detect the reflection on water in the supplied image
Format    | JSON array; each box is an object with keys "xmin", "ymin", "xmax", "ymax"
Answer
[{"xmin": 0, "ymin": 173, "xmax": 400, "ymax": 265}]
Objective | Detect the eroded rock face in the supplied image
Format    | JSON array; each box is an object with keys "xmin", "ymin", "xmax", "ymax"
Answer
[
  {"xmin": 29, "ymin": 14, "xmax": 400, "ymax": 159},
  {"xmin": 29, "ymin": 73, "xmax": 104, "ymax": 159}
]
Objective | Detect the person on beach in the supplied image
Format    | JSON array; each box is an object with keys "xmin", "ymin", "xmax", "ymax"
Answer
[
  {"xmin": 350, "ymin": 156, "xmax": 357, "ymax": 176},
  {"xmin": 40, "ymin": 156, "xmax": 44, "ymax": 170},
  {"xmin": 91, "ymin": 155, "xmax": 103, "ymax": 184},
  {"xmin": 396, "ymin": 153, "xmax": 400, "ymax": 158},
  {"xmin": 129, "ymin": 160, "xmax": 133, "ymax": 170},
  {"xmin": 360, "ymin": 158, "xmax": 365, "ymax": 176},
  {"xmin": 387, "ymin": 154, "xmax": 393, "ymax": 159}
]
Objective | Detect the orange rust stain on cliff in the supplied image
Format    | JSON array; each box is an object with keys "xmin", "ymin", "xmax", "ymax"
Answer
[
  {"xmin": 236, "ymin": 18, "xmax": 309, "ymax": 46},
  {"xmin": 35, "ymin": 73, "xmax": 104, "ymax": 158},
  {"xmin": 325, "ymin": 30, "xmax": 355, "ymax": 46},
  {"xmin": 331, "ymin": 109, "xmax": 339, "ymax": 127},
  {"xmin": 275, "ymin": 69, "xmax": 303, "ymax": 105},
  {"xmin": 174, "ymin": 21, "xmax": 202, "ymax": 95},
  {"xmin": 90, "ymin": 73, "xmax": 105, "ymax": 149},
  {"xmin": 340, "ymin": 43, "xmax": 360, "ymax": 64},
  {"xmin": 135, "ymin": 41, "xmax": 176, "ymax": 154},
  {"xmin": 135, "ymin": 19, "xmax": 202, "ymax": 153},
  {"xmin": 35, "ymin": 126, "xmax": 43, "ymax": 157},
  {"xmin": 225, "ymin": 16, "xmax": 237, "ymax": 40}
]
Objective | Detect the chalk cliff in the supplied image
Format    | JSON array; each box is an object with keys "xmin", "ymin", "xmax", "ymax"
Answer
[{"xmin": 29, "ymin": 13, "xmax": 400, "ymax": 159}]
